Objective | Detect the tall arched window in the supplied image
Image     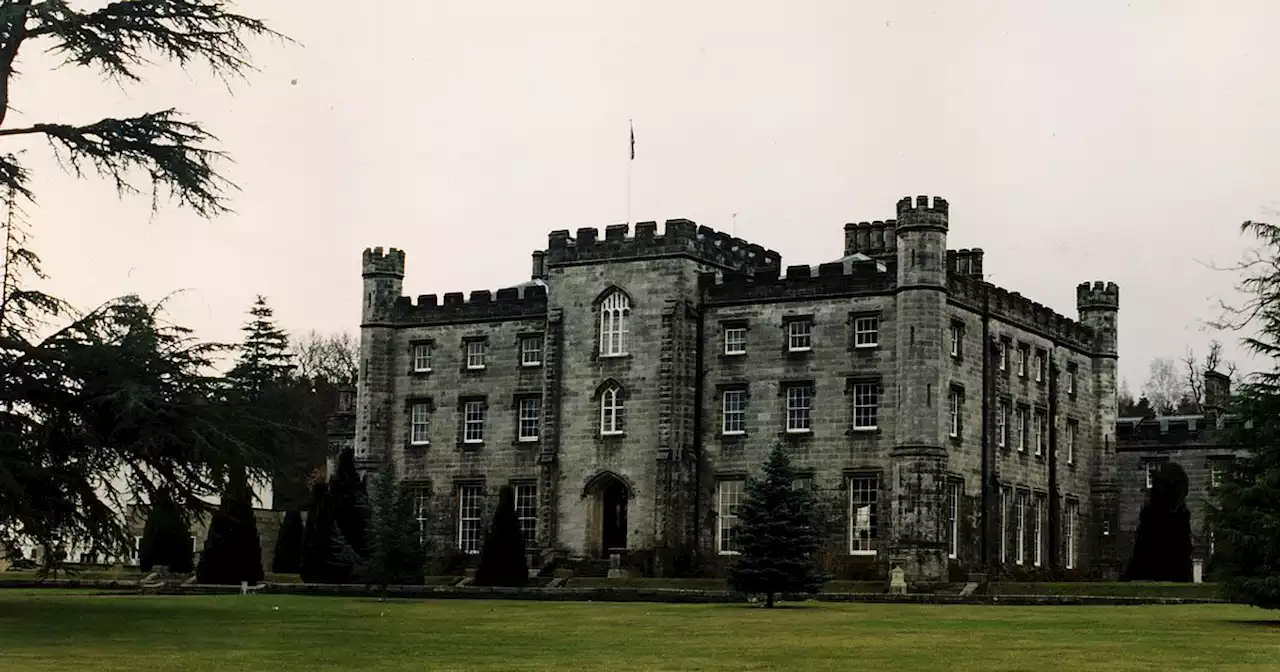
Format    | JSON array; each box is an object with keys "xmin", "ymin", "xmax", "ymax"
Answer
[
  {"xmin": 599, "ymin": 290, "xmax": 631, "ymax": 357},
  {"xmin": 600, "ymin": 384, "xmax": 625, "ymax": 435}
]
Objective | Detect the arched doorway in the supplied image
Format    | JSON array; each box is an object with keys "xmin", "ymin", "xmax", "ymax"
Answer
[{"xmin": 583, "ymin": 471, "xmax": 631, "ymax": 557}]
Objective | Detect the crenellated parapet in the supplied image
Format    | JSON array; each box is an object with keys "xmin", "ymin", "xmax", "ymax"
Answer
[
  {"xmin": 699, "ymin": 259, "xmax": 893, "ymax": 304},
  {"xmin": 946, "ymin": 248, "xmax": 984, "ymax": 279},
  {"xmin": 896, "ymin": 195, "xmax": 949, "ymax": 232},
  {"xmin": 544, "ymin": 219, "xmax": 782, "ymax": 272},
  {"xmin": 362, "ymin": 247, "xmax": 405, "ymax": 278},
  {"xmin": 1115, "ymin": 414, "xmax": 1248, "ymax": 448},
  {"xmin": 392, "ymin": 284, "xmax": 548, "ymax": 325},
  {"xmin": 947, "ymin": 274, "xmax": 1096, "ymax": 351},
  {"xmin": 843, "ymin": 220, "xmax": 899, "ymax": 257},
  {"xmin": 1077, "ymin": 281, "xmax": 1119, "ymax": 311}
]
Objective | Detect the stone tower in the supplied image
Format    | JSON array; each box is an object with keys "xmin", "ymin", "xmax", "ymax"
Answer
[
  {"xmin": 1077, "ymin": 281, "xmax": 1120, "ymax": 577},
  {"xmin": 355, "ymin": 247, "xmax": 405, "ymax": 465},
  {"xmin": 891, "ymin": 195, "xmax": 951, "ymax": 582}
]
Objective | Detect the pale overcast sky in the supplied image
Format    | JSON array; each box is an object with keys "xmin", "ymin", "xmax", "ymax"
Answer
[{"xmin": 15, "ymin": 0, "xmax": 1279, "ymax": 393}]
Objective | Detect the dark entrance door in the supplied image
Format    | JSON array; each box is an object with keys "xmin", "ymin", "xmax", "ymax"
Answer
[{"xmin": 601, "ymin": 480, "xmax": 628, "ymax": 555}]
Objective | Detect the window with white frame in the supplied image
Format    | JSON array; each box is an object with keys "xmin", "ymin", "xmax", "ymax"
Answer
[
  {"xmin": 1015, "ymin": 491, "xmax": 1028, "ymax": 565},
  {"xmin": 412, "ymin": 343, "xmax": 432, "ymax": 372},
  {"xmin": 514, "ymin": 484, "xmax": 538, "ymax": 547},
  {"xmin": 1145, "ymin": 459, "xmax": 1167, "ymax": 489},
  {"xmin": 463, "ymin": 400, "xmax": 485, "ymax": 443},
  {"xmin": 599, "ymin": 291, "xmax": 631, "ymax": 356},
  {"xmin": 722, "ymin": 389, "xmax": 746, "ymax": 435},
  {"xmin": 786, "ymin": 384, "xmax": 812, "ymax": 433},
  {"xmin": 997, "ymin": 400, "xmax": 1009, "ymax": 448},
  {"xmin": 717, "ymin": 480, "xmax": 743, "ymax": 554},
  {"xmin": 724, "ymin": 327, "xmax": 747, "ymax": 355},
  {"xmin": 1066, "ymin": 420, "xmax": 1077, "ymax": 465},
  {"xmin": 793, "ymin": 477, "xmax": 813, "ymax": 491},
  {"xmin": 999, "ymin": 340, "xmax": 1009, "ymax": 371},
  {"xmin": 1034, "ymin": 410, "xmax": 1047, "ymax": 457},
  {"xmin": 852, "ymin": 382, "xmax": 878, "ymax": 430},
  {"xmin": 1018, "ymin": 347, "xmax": 1028, "ymax": 377},
  {"xmin": 849, "ymin": 475, "xmax": 878, "ymax": 555},
  {"xmin": 1065, "ymin": 500, "xmax": 1078, "ymax": 570},
  {"xmin": 947, "ymin": 480, "xmax": 962, "ymax": 559},
  {"xmin": 410, "ymin": 402, "xmax": 431, "ymax": 445},
  {"xmin": 787, "ymin": 320, "xmax": 812, "ymax": 352},
  {"xmin": 949, "ymin": 323, "xmax": 961, "ymax": 357},
  {"xmin": 517, "ymin": 397, "xmax": 541, "ymax": 442},
  {"xmin": 1016, "ymin": 408, "xmax": 1028, "ymax": 453},
  {"xmin": 413, "ymin": 486, "xmax": 430, "ymax": 536},
  {"xmin": 601, "ymin": 385, "xmax": 624, "ymax": 436},
  {"xmin": 1066, "ymin": 366, "xmax": 1076, "ymax": 394},
  {"xmin": 465, "ymin": 340, "xmax": 487, "ymax": 369},
  {"xmin": 1033, "ymin": 496, "xmax": 1044, "ymax": 567},
  {"xmin": 1000, "ymin": 487, "xmax": 1010, "ymax": 564},
  {"xmin": 853, "ymin": 316, "xmax": 878, "ymax": 348},
  {"xmin": 457, "ymin": 485, "xmax": 483, "ymax": 554},
  {"xmin": 948, "ymin": 388, "xmax": 962, "ymax": 438},
  {"xmin": 520, "ymin": 336, "xmax": 543, "ymax": 366},
  {"xmin": 1034, "ymin": 352, "xmax": 1044, "ymax": 382}
]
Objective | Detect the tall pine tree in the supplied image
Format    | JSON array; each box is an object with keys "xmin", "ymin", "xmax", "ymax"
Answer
[
  {"xmin": 271, "ymin": 510, "xmax": 304, "ymax": 575},
  {"xmin": 1123, "ymin": 461, "xmax": 1193, "ymax": 582},
  {"xmin": 474, "ymin": 485, "xmax": 527, "ymax": 587},
  {"xmin": 196, "ymin": 468, "xmax": 263, "ymax": 585},
  {"xmin": 138, "ymin": 491, "xmax": 193, "ymax": 574},
  {"xmin": 364, "ymin": 459, "xmax": 426, "ymax": 594},
  {"xmin": 299, "ymin": 482, "xmax": 338, "ymax": 584},
  {"xmin": 227, "ymin": 296, "xmax": 295, "ymax": 398},
  {"xmin": 728, "ymin": 445, "xmax": 825, "ymax": 608},
  {"xmin": 329, "ymin": 448, "xmax": 371, "ymax": 561}
]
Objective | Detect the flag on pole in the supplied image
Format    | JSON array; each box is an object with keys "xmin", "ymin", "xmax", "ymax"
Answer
[{"xmin": 630, "ymin": 120, "xmax": 635, "ymax": 160}]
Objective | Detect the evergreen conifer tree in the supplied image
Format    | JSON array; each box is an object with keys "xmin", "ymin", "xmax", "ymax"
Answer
[
  {"xmin": 227, "ymin": 296, "xmax": 295, "ymax": 398},
  {"xmin": 473, "ymin": 485, "xmax": 527, "ymax": 587},
  {"xmin": 299, "ymin": 481, "xmax": 335, "ymax": 583},
  {"xmin": 271, "ymin": 510, "xmax": 304, "ymax": 575},
  {"xmin": 728, "ymin": 445, "xmax": 825, "ymax": 607},
  {"xmin": 364, "ymin": 459, "xmax": 426, "ymax": 594},
  {"xmin": 196, "ymin": 470, "xmax": 263, "ymax": 585},
  {"xmin": 1123, "ymin": 461, "xmax": 1193, "ymax": 582},
  {"xmin": 329, "ymin": 448, "xmax": 371, "ymax": 560},
  {"xmin": 138, "ymin": 491, "xmax": 193, "ymax": 574}
]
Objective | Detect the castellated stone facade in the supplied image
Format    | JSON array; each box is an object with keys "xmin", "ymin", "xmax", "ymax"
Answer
[{"xmin": 352, "ymin": 195, "xmax": 1121, "ymax": 582}]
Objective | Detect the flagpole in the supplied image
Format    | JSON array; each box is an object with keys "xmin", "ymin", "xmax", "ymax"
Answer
[{"xmin": 627, "ymin": 119, "xmax": 634, "ymax": 225}]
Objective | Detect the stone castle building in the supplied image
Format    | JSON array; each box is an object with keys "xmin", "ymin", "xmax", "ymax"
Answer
[{"xmin": 349, "ymin": 195, "xmax": 1124, "ymax": 582}]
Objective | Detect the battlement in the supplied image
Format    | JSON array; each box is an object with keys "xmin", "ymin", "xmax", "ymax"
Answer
[
  {"xmin": 699, "ymin": 258, "xmax": 894, "ymax": 304},
  {"xmin": 843, "ymin": 220, "xmax": 898, "ymax": 257},
  {"xmin": 544, "ymin": 219, "xmax": 782, "ymax": 272},
  {"xmin": 946, "ymin": 248, "xmax": 984, "ymax": 279},
  {"xmin": 391, "ymin": 284, "xmax": 548, "ymax": 325},
  {"xmin": 895, "ymin": 194, "xmax": 949, "ymax": 231},
  {"xmin": 362, "ymin": 247, "xmax": 405, "ymax": 278},
  {"xmin": 1115, "ymin": 414, "xmax": 1248, "ymax": 448},
  {"xmin": 947, "ymin": 274, "xmax": 1096, "ymax": 352},
  {"xmin": 1077, "ymin": 281, "xmax": 1120, "ymax": 311}
]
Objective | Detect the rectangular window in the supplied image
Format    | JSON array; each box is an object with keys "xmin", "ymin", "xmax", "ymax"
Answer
[
  {"xmin": 1034, "ymin": 410, "xmax": 1047, "ymax": 457},
  {"xmin": 1065, "ymin": 500, "xmax": 1079, "ymax": 570},
  {"xmin": 458, "ymin": 485, "xmax": 482, "ymax": 554},
  {"xmin": 999, "ymin": 340, "xmax": 1009, "ymax": 371},
  {"xmin": 949, "ymin": 388, "xmax": 962, "ymax": 438},
  {"xmin": 1000, "ymin": 486, "xmax": 1011, "ymax": 564},
  {"xmin": 410, "ymin": 402, "xmax": 431, "ymax": 445},
  {"xmin": 717, "ymin": 480, "xmax": 743, "ymax": 554},
  {"xmin": 997, "ymin": 400, "xmax": 1009, "ymax": 449},
  {"xmin": 520, "ymin": 336, "xmax": 543, "ymax": 367},
  {"xmin": 853, "ymin": 316, "xmax": 879, "ymax": 348},
  {"xmin": 1015, "ymin": 491, "xmax": 1028, "ymax": 565},
  {"xmin": 1016, "ymin": 408, "xmax": 1028, "ymax": 453},
  {"xmin": 517, "ymin": 397, "xmax": 540, "ymax": 442},
  {"xmin": 947, "ymin": 481, "xmax": 962, "ymax": 559},
  {"xmin": 1067, "ymin": 366, "xmax": 1077, "ymax": 394},
  {"xmin": 787, "ymin": 320, "xmax": 812, "ymax": 352},
  {"xmin": 413, "ymin": 486, "xmax": 430, "ymax": 536},
  {"xmin": 465, "ymin": 340, "xmax": 486, "ymax": 369},
  {"xmin": 1211, "ymin": 459, "xmax": 1229, "ymax": 488},
  {"xmin": 852, "ymin": 382, "xmax": 878, "ymax": 430},
  {"xmin": 1018, "ymin": 347, "xmax": 1028, "ymax": 377},
  {"xmin": 413, "ymin": 343, "xmax": 432, "ymax": 372},
  {"xmin": 1033, "ymin": 495, "xmax": 1044, "ymax": 567},
  {"xmin": 1066, "ymin": 420, "xmax": 1077, "ymax": 465},
  {"xmin": 849, "ymin": 475, "xmax": 878, "ymax": 555},
  {"xmin": 1145, "ymin": 459, "xmax": 1167, "ymax": 489},
  {"xmin": 463, "ymin": 400, "xmax": 485, "ymax": 443},
  {"xmin": 1034, "ymin": 351, "xmax": 1045, "ymax": 382},
  {"xmin": 949, "ymin": 323, "xmax": 961, "ymax": 357},
  {"xmin": 724, "ymin": 327, "xmax": 747, "ymax": 355},
  {"xmin": 793, "ymin": 477, "xmax": 813, "ymax": 491},
  {"xmin": 514, "ymin": 484, "xmax": 538, "ymax": 547},
  {"xmin": 786, "ymin": 385, "xmax": 812, "ymax": 433},
  {"xmin": 722, "ymin": 389, "xmax": 746, "ymax": 435}
]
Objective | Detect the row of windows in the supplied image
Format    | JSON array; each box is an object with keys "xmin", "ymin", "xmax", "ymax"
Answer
[
  {"xmin": 1143, "ymin": 457, "xmax": 1235, "ymax": 490},
  {"xmin": 996, "ymin": 488, "xmax": 1081, "ymax": 570},
  {"xmin": 411, "ymin": 336, "xmax": 544, "ymax": 373},
  {"xmin": 986, "ymin": 329, "xmax": 1079, "ymax": 394},
  {"xmin": 719, "ymin": 316, "xmax": 879, "ymax": 357},
  {"xmin": 409, "ymin": 397, "xmax": 545, "ymax": 445},
  {"xmin": 992, "ymin": 402, "xmax": 1081, "ymax": 464},
  {"xmin": 416, "ymin": 484, "xmax": 539, "ymax": 554},
  {"xmin": 716, "ymin": 475, "xmax": 879, "ymax": 555}
]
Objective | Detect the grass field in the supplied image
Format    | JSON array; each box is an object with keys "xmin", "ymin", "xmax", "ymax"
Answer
[{"xmin": 0, "ymin": 590, "xmax": 1276, "ymax": 671}]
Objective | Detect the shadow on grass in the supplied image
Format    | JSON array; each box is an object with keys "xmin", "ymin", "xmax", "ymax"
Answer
[{"xmin": 1225, "ymin": 619, "xmax": 1280, "ymax": 628}]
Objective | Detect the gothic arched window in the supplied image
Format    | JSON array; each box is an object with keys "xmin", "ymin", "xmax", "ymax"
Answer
[
  {"xmin": 600, "ymin": 384, "xmax": 625, "ymax": 436},
  {"xmin": 599, "ymin": 290, "xmax": 631, "ymax": 357}
]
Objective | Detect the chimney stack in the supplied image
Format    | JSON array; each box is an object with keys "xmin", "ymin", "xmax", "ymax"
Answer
[
  {"xmin": 1204, "ymin": 370, "xmax": 1231, "ymax": 415},
  {"xmin": 531, "ymin": 251, "xmax": 546, "ymax": 280}
]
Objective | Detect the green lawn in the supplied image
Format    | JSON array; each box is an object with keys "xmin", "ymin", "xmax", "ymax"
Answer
[{"xmin": 0, "ymin": 591, "xmax": 1276, "ymax": 671}]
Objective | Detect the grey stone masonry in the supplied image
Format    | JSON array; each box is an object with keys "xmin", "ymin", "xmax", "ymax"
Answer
[{"xmin": 351, "ymin": 195, "xmax": 1123, "ymax": 583}]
